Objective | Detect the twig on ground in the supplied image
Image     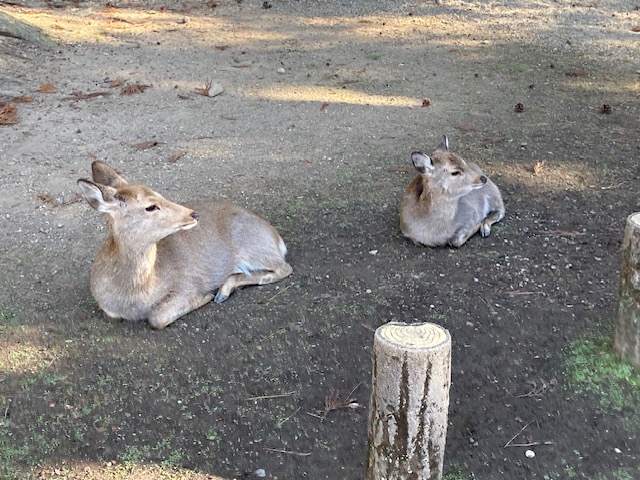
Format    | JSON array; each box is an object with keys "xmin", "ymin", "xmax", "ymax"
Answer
[
  {"xmin": 132, "ymin": 140, "xmax": 164, "ymax": 150},
  {"xmin": 599, "ymin": 182, "xmax": 626, "ymax": 190},
  {"xmin": 4, "ymin": 398, "xmax": 11, "ymax": 419},
  {"xmin": 279, "ymin": 407, "xmax": 301, "ymax": 427},
  {"xmin": 245, "ymin": 391, "xmax": 296, "ymax": 401},
  {"xmin": 504, "ymin": 291, "xmax": 544, "ymax": 297},
  {"xmin": 169, "ymin": 150, "xmax": 186, "ymax": 163},
  {"xmin": 264, "ymin": 447, "xmax": 311, "ymax": 456},
  {"xmin": 516, "ymin": 379, "xmax": 549, "ymax": 398},
  {"xmin": 504, "ymin": 420, "xmax": 535, "ymax": 448},
  {"xmin": 258, "ymin": 283, "xmax": 292, "ymax": 305},
  {"xmin": 63, "ymin": 91, "xmax": 112, "ymax": 101},
  {"xmin": 360, "ymin": 323, "xmax": 376, "ymax": 333},
  {"xmin": 503, "ymin": 420, "xmax": 554, "ymax": 448},
  {"xmin": 479, "ymin": 297, "xmax": 498, "ymax": 316},
  {"xmin": 544, "ymin": 230, "xmax": 587, "ymax": 238}
]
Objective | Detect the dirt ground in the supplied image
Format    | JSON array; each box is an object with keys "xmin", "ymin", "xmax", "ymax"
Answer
[{"xmin": 1, "ymin": 1, "xmax": 640, "ymax": 479}]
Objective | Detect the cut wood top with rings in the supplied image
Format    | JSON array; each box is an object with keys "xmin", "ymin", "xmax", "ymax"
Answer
[{"xmin": 376, "ymin": 322, "xmax": 450, "ymax": 350}]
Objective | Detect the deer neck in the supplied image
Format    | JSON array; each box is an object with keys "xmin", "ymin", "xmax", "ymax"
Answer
[{"xmin": 103, "ymin": 236, "xmax": 158, "ymax": 289}]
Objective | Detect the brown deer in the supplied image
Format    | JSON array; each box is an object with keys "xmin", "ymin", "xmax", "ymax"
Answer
[
  {"xmin": 78, "ymin": 161, "xmax": 292, "ymax": 330},
  {"xmin": 400, "ymin": 135, "xmax": 504, "ymax": 247}
]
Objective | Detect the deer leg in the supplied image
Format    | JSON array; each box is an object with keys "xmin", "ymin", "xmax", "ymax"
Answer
[
  {"xmin": 102, "ymin": 311, "xmax": 123, "ymax": 324},
  {"xmin": 148, "ymin": 292, "xmax": 215, "ymax": 330},
  {"xmin": 449, "ymin": 223, "xmax": 482, "ymax": 248},
  {"xmin": 480, "ymin": 209, "xmax": 506, "ymax": 237},
  {"xmin": 214, "ymin": 262, "xmax": 293, "ymax": 304}
]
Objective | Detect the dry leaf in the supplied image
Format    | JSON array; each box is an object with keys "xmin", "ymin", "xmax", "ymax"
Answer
[
  {"xmin": 109, "ymin": 78, "xmax": 124, "ymax": 87},
  {"xmin": 132, "ymin": 140, "xmax": 163, "ymax": 150},
  {"xmin": 36, "ymin": 82, "xmax": 56, "ymax": 93},
  {"xmin": 37, "ymin": 192, "xmax": 58, "ymax": 208},
  {"xmin": 631, "ymin": 26, "xmax": 640, "ymax": 32},
  {"xmin": 565, "ymin": 69, "xmax": 588, "ymax": 77},
  {"xmin": 169, "ymin": 150, "xmax": 186, "ymax": 163},
  {"xmin": 194, "ymin": 79, "xmax": 212, "ymax": 96},
  {"xmin": 533, "ymin": 160, "xmax": 545, "ymax": 175},
  {"xmin": 0, "ymin": 102, "xmax": 19, "ymax": 125},
  {"xmin": 120, "ymin": 84, "xmax": 151, "ymax": 95},
  {"xmin": 13, "ymin": 95, "xmax": 33, "ymax": 103},
  {"xmin": 320, "ymin": 102, "xmax": 329, "ymax": 111}
]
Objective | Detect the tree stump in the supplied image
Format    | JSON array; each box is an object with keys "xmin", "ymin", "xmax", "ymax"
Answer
[
  {"xmin": 365, "ymin": 322, "xmax": 451, "ymax": 480},
  {"xmin": 614, "ymin": 212, "xmax": 640, "ymax": 368}
]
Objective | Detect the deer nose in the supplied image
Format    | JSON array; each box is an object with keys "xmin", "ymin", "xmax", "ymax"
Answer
[
  {"xmin": 191, "ymin": 211, "xmax": 199, "ymax": 220},
  {"xmin": 480, "ymin": 175, "xmax": 488, "ymax": 184}
]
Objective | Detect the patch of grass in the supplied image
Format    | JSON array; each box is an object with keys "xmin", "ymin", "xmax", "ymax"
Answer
[
  {"xmin": 366, "ymin": 52, "xmax": 381, "ymax": 60},
  {"xmin": 566, "ymin": 334, "xmax": 640, "ymax": 424},
  {"xmin": 0, "ymin": 305, "xmax": 22, "ymax": 327},
  {"xmin": 444, "ymin": 471, "xmax": 470, "ymax": 480}
]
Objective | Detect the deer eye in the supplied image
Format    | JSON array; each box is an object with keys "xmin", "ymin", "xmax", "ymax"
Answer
[
  {"xmin": 451, "ymin": 171, "xmax": 461, "ymax": 176},
  {"xmin": 145, "ymin": 205, "xmax": 159, "ymax": 212}
]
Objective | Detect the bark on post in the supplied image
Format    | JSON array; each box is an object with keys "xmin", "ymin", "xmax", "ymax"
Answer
[
  {"xmin": 614, "ymin": 212, "xmax": 640, "ymax": 368},
  {"xmin": 365, "ymin": 322, "xmax": 451, "ymax": 480}
]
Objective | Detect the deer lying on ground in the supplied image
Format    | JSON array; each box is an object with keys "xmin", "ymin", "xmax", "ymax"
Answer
[
  {"xmin": 78, "ymin": 161, "xmax": 292, "ymax": 330},
  {"xmin": 400, "ymin": 135, "xmax": 505, "ymax": 247}
]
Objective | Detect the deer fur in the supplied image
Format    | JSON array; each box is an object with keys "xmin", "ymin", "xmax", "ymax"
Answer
[
  {"xmin": 400, "ymin": 135, "xmax": 505, "ymax": 247},
  {"xmin": 78, "ymin": 161, "xmax": 292, "ymax": 330}
]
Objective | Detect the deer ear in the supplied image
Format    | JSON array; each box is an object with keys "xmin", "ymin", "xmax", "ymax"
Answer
[
  {"xmin": 411, "ymin": 152, "xmax": 434, "ymax": 174},
  {"xmin": 78, "ymin": 179, "xmax": 120, "ymax": 213},
  {"xmin": 91, "ymin": 161, "xmax": 128, "ymax": 188},
  {"xmin": 434, "ymin": 135, "xmax": 449, "ymax": 152}
]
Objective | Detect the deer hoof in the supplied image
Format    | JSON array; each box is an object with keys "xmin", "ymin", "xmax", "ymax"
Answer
[{"xmin": 214, "ymin": 291, "xmax": 229, "ymax": 304}]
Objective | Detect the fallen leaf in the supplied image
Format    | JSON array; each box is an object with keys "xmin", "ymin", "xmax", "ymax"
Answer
[
  {"xmin": 533, "ymin": 160, "xmax": 545, "ymax": 175},
  {"xmin": 631, "ymin": 26, "xmax": 640, "ymax": 32},
  {"xmin": 194, "ymin": 79, "xmax": 212, "ymax": 96},
  {"xmin": 0, "ymin": 102, "xmax": 19, "ymax": 125},
  {"xmin": 36, "ymin": 82, "xmax": 56, "ymax": 93},
  {"xmin": 120, "ymin": 84, "xmax": 151, "ymax": 95},
  {"xmin": 37, "ymin": 192, "xmax": 58, "ymax": 208},
  {"xmin": 109, "ymin": 78, "xmax": 124, "ymax": 87},
  {"xmin": 320, "ymin": 102, "xmax": 329, "ymax": 111},
  {"xmin": 13, "ymin": 95, "xmax": 33, "ymax": 103}
]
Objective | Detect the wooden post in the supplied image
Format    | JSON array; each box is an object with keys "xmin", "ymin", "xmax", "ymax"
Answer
[
  {"xmin": 365, "ymin": 322, "xmax": 451, "ymax": 480},
  {"xmin": 614, "ymin": 212, "xmax": 640, "ymax": 368}
]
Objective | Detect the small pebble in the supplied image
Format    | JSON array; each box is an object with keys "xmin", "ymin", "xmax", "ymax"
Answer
[
  {"xmin": 255, "ymin": 469, "xmax": 267, "ymax": 478},
  {"xmin": 277, "ymin": 67, "xmax": 286, "ymax": 74},
  {"xmin": 525, "ymin": 449, "xmax": 535, "ymax": 458}
]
